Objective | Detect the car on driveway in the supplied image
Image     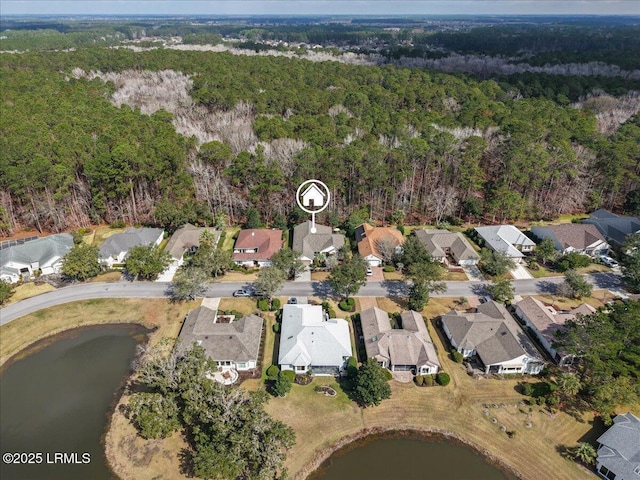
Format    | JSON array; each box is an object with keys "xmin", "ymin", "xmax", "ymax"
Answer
[
  {"xmin": 233, "ymin": 289, "xmax": 252, "ymax": 297},
  {"xmin": 366, "ymin": 267, "xmax": 373, "ymax": 276},
  {"xmin": 287, "ymin": 297, "xmax": 297, "ymax": 304},
  {"xmin": 600, "ymin": 255, "xmax": 619, "ymax": 268}
]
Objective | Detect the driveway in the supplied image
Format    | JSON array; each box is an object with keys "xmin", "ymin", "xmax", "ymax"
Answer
[
  {"xmin": 295, "ymin": 265, "xmax": 311, "ymax": 282},
  {"xmin": 510, "ymin": 263, "xmax": 533, "ymax": 280},
  {"xmin": 156, "ymin": 264, "xmax": 178, "ymax": 282},
  {"xmin": 366, "ymin": 266, "xmax": 384, "ymax": 282},
  {"xmin": 461, "ymin": 265, "xmax": 484, "ymax": 281}
]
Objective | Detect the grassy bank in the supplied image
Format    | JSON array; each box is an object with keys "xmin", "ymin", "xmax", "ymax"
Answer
[{"xmin": 0, "ymin": 298, "xmax": 196, "ymax": 367}]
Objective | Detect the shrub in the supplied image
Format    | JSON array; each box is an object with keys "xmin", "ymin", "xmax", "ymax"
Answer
[
  {"xmin": 383, "ymin": 369, "xmax": 393, "ymax": 380},
  {"xmin": 415, "ymin": 375, "xmax": 424, "ymax": 386},
  {"xmin": 556, "ymin": 252, "xmax": 591, "ymax": 272},
  {"xmin": 272, "ymin": 323, "xmax": 280, "ymax": 333},
  {"xmin": 327, "ymin": 308, "xmax": 337, "ymax": 318},
  {"xmin": 270, "ymin": 298, "xmax": 281, "ymax": 311},
  {"xmin": 521, "ymin": 382, "xmax": 534, "ymax": 396},
  {"xmin": 436, "ymin": 372, "xmax": 451, "ymax": 386},
  {"xmin": 423, "ymin": 375, "xmax": 435, "ymax": 387},
  {"xmin": 347, "ymin": 297, "xmax": 355, "ymax": 306},
  {"xmin": 339, "ymin": 300, "xmax": 354, "ymax": 312},
  {"xmin": 347, "ymin": 356, "xmax": 358, "ymax": 378},
  {"xmin": 382, "ymin": 265, "xmax": 396, "ymax": 272},
  {"xmin": 397, "ymin": 225, "xmax": 405, "ymax": 235},
  {"xmin": 266, "ymin": 365, "xmax": 280, "ymax": 379},
  {"xmin": 110, "ymin": 219, "xmax": 126, "ymax": 228},
  {"xmin": 271, "ymin": 371, "xmax": 292, "ymax": 397},
  {"xmin": 281, "ymin": 370, "xmax": 296, "ymax": 382},
  {"xmin": 450, "ymin": 348, "xmax": 464, "ymax": 363},
  {"xmin": 257, "ymin": 298, "xmax": 269, "ymax": 311}
]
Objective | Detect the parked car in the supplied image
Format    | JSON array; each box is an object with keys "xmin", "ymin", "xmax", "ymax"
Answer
[
  {"xmin": 600, "ymin": 255, "xmax": 619, "ymax": 268},
  {"xmin": 366, "ymin": 267, "xmax": 373, "ymax": 276},
  {"xmin": 287, "ymin": 297, "xmax": 298, "ymax": 304},
  {"xmin": 233, "ymin": 289, "xmax": 252, "ymax": 297}
]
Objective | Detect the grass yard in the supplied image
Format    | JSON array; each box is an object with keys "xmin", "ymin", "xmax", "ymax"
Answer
[
  {"xmin": 310, "ymin": 271, "xmax": 331, "ymax": 281},
  {"xmin": 6, "ymin": 282, "xmax": 56, "ymax": 305},
  {"xmin": 86, "ymin": 225, "xmax": 126, "ymax": 246},
  {"xmin": 534, "ymin": 290, "xmax": 613, "ymax": 311},
  {"xmin": 220, "ymin": 270, "xmax": 259, "ymax": 282},
  {"xmin": 527, "ymin": 264, "xmax": 562, "ymax": 278},
  {"xmin": 91, "ymin": 271, "xmax": 123, "ymax": 282},
  {"xmin": 221, "ymin": 226, "xmax": 240, "ymax": 251},
  {"xmin": 217, "ymin": 297, "xmax": 258, "ymax": 315},
  {"xmin": 382, "ymin": 271, "xmax": 403, "ymax": 280},
  {"xmin": 443, "ymin": 270, "xmax": 469, "ymax": 281}
]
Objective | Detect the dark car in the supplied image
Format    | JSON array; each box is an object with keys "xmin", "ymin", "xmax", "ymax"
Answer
[{"xmin": 287, "ymin": 297, "xmax": 298, "ymax": 304}]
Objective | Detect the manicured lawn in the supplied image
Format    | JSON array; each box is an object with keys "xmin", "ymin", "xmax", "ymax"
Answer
[
  {"xmin": 6, "ymin": 282, "xmax": 56, "ymax": 305},
  {"xmin": 311, "ymin": 271, "xmax": 331, "ymax": 281},
  {"xmin": 382, "ymin": 271, "xmax": 403, "ymax": 280},
  {"xmin": 220, "ymin": 270, "xmax": 259, "ymax": 281},
  {"xmin": 443, "ymin": 270, "xmax": 468, "ymax": 281},
  {"xmin": 86, "ymin": 225, "xmax": 126, "ymax": 247},
  {"xmin": 221, "ymin": 226, "xmax": 240, "ymax": 251},
  {"xmin": 528, "ymin": 264, "xmax": 562, "ymax": 278},
  {"xmin": 90, "ymin": 271, "xmax": 123, "ymax": 282},
  {"xmin": 217, "ymin": 297, "xmax": 258, "ymax": 315}
]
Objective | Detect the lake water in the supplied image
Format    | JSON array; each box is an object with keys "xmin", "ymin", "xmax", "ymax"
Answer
[
  {"xmin": 309, "ymin": 432, "xmax": 517, "ymax": 480},
  {"xmin": 0, "ymin": 325, "xmax": 146, "ymax": 480}
]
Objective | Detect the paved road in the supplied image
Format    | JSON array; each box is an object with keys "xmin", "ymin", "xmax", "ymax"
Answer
[{"xmin": 0, "ymin": 272, "xmax": 624, "ymax": 326}]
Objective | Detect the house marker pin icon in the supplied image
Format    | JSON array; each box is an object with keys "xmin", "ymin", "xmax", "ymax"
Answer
[{"xmin": 296, "ymin": 180, "xmax": 330, "ymax": 234}]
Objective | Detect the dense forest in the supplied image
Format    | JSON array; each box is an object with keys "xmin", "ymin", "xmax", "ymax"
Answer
[{"xmin": 1, "ymin": 19, "xmax": 639, "ymax": 235}]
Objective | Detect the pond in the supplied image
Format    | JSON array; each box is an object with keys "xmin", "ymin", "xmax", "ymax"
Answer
[
  {"xmin": 0, "ymin": 324, "xmax": 147, "ymax": 480},
  {"xmin": 309, "ymin": 432, "xmax": 518, "ymax": 480}
]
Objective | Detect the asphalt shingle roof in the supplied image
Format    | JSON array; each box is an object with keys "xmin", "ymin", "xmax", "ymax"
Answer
[
  {"xmin": 475, "ymin": 225, "xmax": 534, "ymax": 258},
  {"xmin": 597, "ymin": 412, "xmax": 640, "ymax": 480},
  {"xmin": 165, "ymin": 224, "xmax": 220, "ymax": 260},
  {"xmin": 584, "ymin": 210, "xmax": 640, "ymax": 246},
  {"xmin": 354, "ymin": 224, "xmax": 404, "ymax": 261},
  {"xmin": 232, "ymin": 229, "xmax": 283, "ymax": 262},
  {"xmin": 99, "ymin": 227, "xmax": 164, "ymax": 259},
  {"xmin": 531, "ymin": 224, "xmax": 606, "ymax": 251},
  {"xmin": 292, "ymin": 221, "xmax": 345, "ymax": 261},
  {"xmin": 414, "ymin": 229, "xmax": 479, "ymax": 263},
  {"xmin": 1, "ymin": 234, "xmax": 73, "ymax": 279}
]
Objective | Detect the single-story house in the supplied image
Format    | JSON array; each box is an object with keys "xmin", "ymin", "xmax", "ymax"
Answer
[
  {"xmin": 232, "ymin": 229, "xmax": 283, "ymax": 268},
  {"xmin": 99, "ymin": 227, "xmax": 164, "ymax": 268},
  {"xmin": 354, "ymin": 223, "xmax": 404, "ymax": 267},
  {"xmin": 474, "ymin": 225, "xmax": 535, "ymax": 263},
  {"xmin": 292, "ymin": 221, "xmax": 345, "ymax": 264},
  {"xmin": 165, "ymin": 224, "xmax": 220, "ymax": 266},
  {"xmin": 0, "ymin": 234, "xmax": 74, "ymax": 283},
  {"xmin": 584, "ymin": 209, "xmax": 640, "ymax": 247},
  {"xmin": 360, "ymin": 307, "xmax": 441, "ymax": 375},
  {"xmin": 278, "ymin": 304, "xmax": 352, "ymax": 375},
  {"xmin": 514, "ymin": 297, "xmax": 596, "ymax": 366},
  {"xmin": 177, "ymin": 305, "xmax": 263, "ymax": 373},
  {"xmin": 531, "ymin": 224, "xmax": 609, "ymax": 257},
  {"xmin": 596, "ymin": 412, "xmax": 640, "ymax": 480},
  {"xmin": 414, "ymin": 229, "xmax": 479, "ymax": 266},
  {"xmin": 441, "ymin": 300, "xmax": 544, "ymax": 375}
]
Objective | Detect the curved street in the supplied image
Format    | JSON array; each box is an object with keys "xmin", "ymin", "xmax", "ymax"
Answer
[{"xmin": 0, "ymin": 272, "xmax": 624, "ymax": 326}]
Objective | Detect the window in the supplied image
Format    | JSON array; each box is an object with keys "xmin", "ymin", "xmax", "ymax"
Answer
[
  {"xmin": 236, "ymin": 362, "xmax": 247, "ymax": 369},
  {"xmin": 599, "ymin": 465, "xmax": 616, "ymax": 480},
  {"xmin": 296, "ymin": 365, "xmax": 306, "ymax": 371}
]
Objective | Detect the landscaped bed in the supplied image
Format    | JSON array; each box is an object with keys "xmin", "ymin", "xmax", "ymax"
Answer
[{"xmin": 315, "ymin": 385, "xmax": 337, "ymax": 397}]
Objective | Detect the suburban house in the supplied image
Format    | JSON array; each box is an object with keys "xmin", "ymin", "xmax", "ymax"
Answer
[
  {"xmin": 232, "ymin": 229, "xmax": 283, "ymax": 268},
  {"xmin": 584, "ymin": 209, "xmax": 640, "ymax": 247},
  {"xmin": 531, "ymin": 224, "xmax": 609, "ymax": 257},
  {"xmin": 596, "ymin": 412, "xmax": 640, "ymax": 480},
  {"xmin": 514, "ymin": 297, "xmax": 596, "ymax": 366},
  {"xmin": 177, "ymin": 304, "xmax": 263, "ymax": 377},
  {"xmin": 99, "ymin": 227, "xmax": 164, "ymax": 268},
  {"xmin": 360, "ymin": 307, "xmax": 441, "ymax": 375},
  {"xmin": 0, "ymin": 234, "xmax": 74, "ymax": 283},
  {"xmin": 354, "ymin": 223, "xmax": 404, "ymax": 267},
  {"xmin": 278, "ymin": 304, "xmax": 352, "ymax": 375},
  {"xmin": 414, "ymin": 229, "xmax": 479, "ymax": 266},
  {"xmin": 292, "ymin": 221, "xmax": 345, "ymax": 264},
  {"xmin": 165, "ymin": 224, "xmax": 220, "ymax": 266},
  {"xmin": 474, "ymin": 225, "xmax": 535, "ymax": 263},
  {"xmin": 441, "ymin": 300, "xmax": 544, "ymax": 375}
]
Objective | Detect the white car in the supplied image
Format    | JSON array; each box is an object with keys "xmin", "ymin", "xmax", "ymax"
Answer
[
  {"xmin": 600, "ymin": 255, "xmax": 619, "ymax": 268},
  {"xmin": 366, "ymin": 267, "xmax": 373, "ymax": 276}
]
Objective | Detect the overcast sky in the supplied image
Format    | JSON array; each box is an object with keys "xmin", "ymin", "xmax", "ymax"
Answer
[{"xmin": 2, "ymin": 1, "xmax": 639, "ymax": 16}]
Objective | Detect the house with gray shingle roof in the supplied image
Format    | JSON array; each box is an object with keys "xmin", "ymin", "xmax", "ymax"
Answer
[
  {"xmin": 414, "ymin": 229, "xmax": 479, "ymax": 266},
  {"xmin": 361, "ymin": 307, "xmax": 441, "ymax": 375},
  {"xmin": 596, "ymin": 412, "xmax": 640, "ymax": 480},
  {"xmin": 165, "ymin": 224, "xmax": 220, "ymax": 265},
  {"xmin": 1, "ymin": 234, "xmax": 74, "ymax": 283},
  {"xmin": 441, "ymin": 300, "xmax": 544, "ymax": 375},
  {"xmin": 99, "ymin": 227, "xmax": 164, "ymax": 268},
  {"xmin": 292, "ymin": 221, "xmax": 345, "ymax": 264},
  {"xmin": 278, "ymin": 304, "xmax": 352, "ymax": 376},
  {"xmin": 514, "ymin": 297, "xmax": 595, "ymax": 366},
  {"xmin": 531, "ymin": 224, "xmax": 609, "ymax": 257},
  {"xmin": 584, "ymin": 209, "xmax": 640, "ymax": 247},
  {"xmin": 177, "ymin": 305, "xmax": 263, "ymax": 373},
  {"xmin": 475, "ymin": 225, "xmax": 535, "ymax": 263}
]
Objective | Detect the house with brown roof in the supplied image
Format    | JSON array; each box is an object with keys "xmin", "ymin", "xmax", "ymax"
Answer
[
  {"xmin": 354, "ymin": 224, "xmax": 404, "ymax": 267},
  {"xmin": 360, "ymin": 307, "xmax": 441, "ymax": 375},
  {"xmin": 414, "ymin": 229, "xmax": 479, "ymax": 266},
  {"xmin": 531, "ymin": 224, "xmax": 609, "ymax": 257},
  {"xmin": 232, "ymin": 229, "xmax": 283, "ymax": 268},
  {"xmin": 177, "ymin": 305, "xmax": 263, "ymax": 376},
  {"xmin": 441, "ymin": 300, "xmax": 544, "ymax": 375},
  {"xmin": 514, "ymin": 297, "xmax": 595, "ymax": 366},
  {"xmin": 165, "ymin": 224, "xmax": 221, "ymax": 266}
]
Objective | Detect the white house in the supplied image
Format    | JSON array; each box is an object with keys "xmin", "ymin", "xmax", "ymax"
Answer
[
  {"xmin": 360, "ymin": 307, "xmax": 441, "ymax": 375},
  {"xmin": 514, "ymin": 297, "xmax": 596, "ymax": 366},
  {"xmin": 596, "ymin": 412, "xmax": 640, "ymax": 480},
  {"xmin": 300, "ymin": 183, "xmax": 326, "ymax": 208},
  {"xmin": 475, "ymin": 225, "xmax": 535, "ymax": 263},
  {"xmin": 99, "ymin": 227, "xmax": 164, "ymax": 268},
  {"xmin": 0, "ymin": 234, "xmax": 74, "ymax": 283},
  {"xmin": 278, "ymin": 304, "xmax": 352, "ymax": 375},
  {"xmin": 177, "ymin": 305, "xmax": 263, "ymax": 373},
  {"xmin": 441, "ymin": 300, "xmax": 544, "ymax": 375},
  {"xmin": 531, "ymin": 224, "xmax": 609, "ymax": 257}
]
